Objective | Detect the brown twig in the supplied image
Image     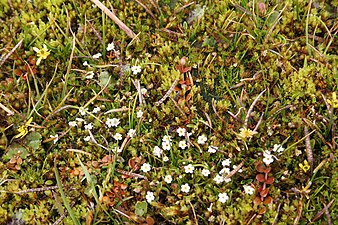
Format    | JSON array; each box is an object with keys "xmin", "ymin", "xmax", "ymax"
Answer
[
  {"xmin": 0, "ymin": 38, "xmax": 23, "ymax": 67},
  {"xmin": 244, "ymin": 89, "xmax": 266, "ymax": 127},
  {"xmin": 155, "ymin": 79, "xmax": 178, "ymax": 106},
  {"xmin": 304, "ymin": 126, "xmax": 314, "ymax": 170}
]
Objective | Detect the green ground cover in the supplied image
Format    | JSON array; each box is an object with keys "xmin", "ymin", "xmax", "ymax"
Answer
[{"xmin": 0, "ymin": 0, "xmax": 337, "ymax": 224}]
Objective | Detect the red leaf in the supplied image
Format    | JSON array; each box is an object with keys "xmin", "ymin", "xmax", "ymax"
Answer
[
  {"xmin": 265, "ymin": 176, "xmax": 274, "ymax": 184},
  {"xmin": 256, "ymin": 174, "xmax": 265, "ymax": 182}
]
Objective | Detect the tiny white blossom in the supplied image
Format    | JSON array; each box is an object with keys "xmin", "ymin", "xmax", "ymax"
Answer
[
  {"xmin": 75, "ymin": 117, "xmax": 85, "ymax": 122},
  {"xmin": 140, "ymin": 163, "xmax": 151, "ymax": 172},
  {"xmin": 218, "ymin": 192, "xmax": 229, "ymax": 203},
  {"xmin": 222, "ymin": 159, "xmax": 232, "ymax": 167},
  {"xmin": 92, "ymin": 107, "xmax": 101, "ymax": 114},
  {"xmin": 106, "ymin": 118, "xmax": 120, "ymax": 128},
  {"xmin": 84, "ymin": 123, "xmax": 93, "ymax": 130},
  {"xmin": 83, "ymin": 61, "xmax": 89, "ymax": 66},
  {"xmin": 163, "ymin": 156, "xmax": 169, "ymax": 162},
  {"xmin": 272, "ymin": 144, "xmax": 285, "ymax": 153},
  {"xmin": 127, "ymin": 129, "xmax": 136, "ymax": 138},
  {"xmin": 145, "ymin": 191, "xmax": 155, "ymax": 203},
  {"xmin": 162, "ymin": 141, "xmax": 171, "ymax": 150},
  {"xmin": 141, "ymin": 88, "xmax": 147, "ymax": 95},
  {"xmin": 84, "ymin": 136, "xmax": 91, "ymax": 142},
  {"xmin": 86, "ymin": 71, "xmax": 95, "ymax": 79},
  {"xmin": 176, "ymin": 127, "xmax": 186, "ymax": 137},
  {"xmin": 131, "ymin": 65, "xmax": 142, "ymax": 75},
  {"xmin": 136, "ymin": 110, "xmax": 143, "ymax": 118},
  {"xmin": 201, "ymin": 169, "xmax": 210, "ymax": 177},
  {"xmin": 113, "ymin": 147, "xmax": 122, "ymax": 153},
  {"xmin": 106, "ymin": 42, "xmax": 115, "ymax": 51},
  {"xmin": 164, "ymin": 175, "xmax": 172, "ymax": 184},
  {"xmin": 197, "ymin": 134, "xmax": 207, "ymax": 145},
  {"xmin": 208, "ymin": 145, "xmax": 218, "ymax": 153},
  {"xmin": 181, "ymin": 183, "xmax": 190, "ymax": 193},
  {"xmin": 113, "ymin": 133, "xmax": 122, "ymax": 141},
  {"xmin": 219, "ymin": 167, "xmax": 230, "ymax": 175},
  {"xmin": 184, "ymin": 164, "xmax": 195, "ymax": 174},
  {"xmin": 153, "ymin": 146, "xmax": 163, "ymax": 158},
  {"xmin": 79, "ymin": 107, "xmax": 88, "ymax": 116},
  {"xmin": 92, "ymin": 53, "xmax": 102, "ymax": 59},
  {"xmin": 214, "ymin": 174, "xmax": 224, "ymax": 184},
  {"xmin": 263, "ymin": 150, "xmax": 274, "ymax": 165},
  {"xmin": 178, "ymin": 140, "xmax": 187, "ymax": 149},
  {"xmin": 233, "ymin": 165, "xmax": 243, "ymax": 173},
  {"xmin": 224, "ymin": 177, "xmax": 232, "ymax": 183},
  {"xmin": 162, "ymin": 135, "xmax": 172, "ymax": 142},
  {"xmin": 243, "ymin": 185, "xmax": 255, "ymax": 195},
  {"xmin": 50, "ymin": 134, "xmax": 59, "ymax": 144},
  {"xmin": 69, "ymin": 121, "xmax": 77, "ymax": 127}
]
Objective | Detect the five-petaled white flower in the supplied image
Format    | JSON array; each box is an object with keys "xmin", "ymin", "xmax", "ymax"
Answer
[
  {"xmin": 197, "ymin": 134, "xmax": 207, "ymax": 145},
  {"xmin": 113, "ymin": 133, "xmax": 122, "ymax": 141},
  {"xmin": 163, "ymin": 156, "xmax": 169, "ymax": 162},
  {"xmin": 141, "ymin": 88, "xmax": 147, "ymax": 95},
  {"xmin": 84, "ymin": 136, "xmax": 91, "ymax": 142},
  {"xmin": 92, "ymin": 107, "xmax": 101, "ymax": 114},
  {"xmin": 164, "ymin": 175, "xmax": 172, "ymax": 184},
  {"xmin": 222, "ymin": 159, "xmax": 232, "ymax": 167},
  {"xmin": 176, "ymin": 127, "xmax": 186, "ymax": 137},
  {"xmin": 243, "ymin": 185, "xmax": 255, "ymax": 195},
  {"xmin": 162, "ymin": 135, "xmax": 172, "ymax": 142},
  {"xmin": 106, "ymin": 118, "xmax": 120, "ymax": 128},
  {"xmin": 136, "ymin": 110, "xmax": 143, "ymax": 118},
  {"xmin": 272, "ymin": 144, "xmax": 284, "ymax": 153},
  {"xmin": 208, "ymin": 145, "xmax": 218, "ymax": 153},
  {"xmin": 131, "ymin": 65, "xmax": 142, "ymax": 75},
  {"xmin": 92, "ymin": 53, "xmax": 102, "ymax": 59},
  {"xmin": 219, "ymin": 167, "xmax": 230, "ymax": 175},
  {"xmin": 181, "ymin": 183, "xmax": 190, "ymax": 193},
  {"xmin": 86, "ymin": 71, "xmax": 95, "ymax": 79},
  {"xmin": 145, "ymin": 191, "xmax": 155, "ymax": 203},
  {"xmin": 153, "ymin": 146, "xmax": 163, "ymax": 158},
  {"xmin": 178, "ymin": 140, "xmax": 187, "ymax": 149},
  {"xmin": 263, "ymin": 150, "xmax": 274, "ymax": 165},
  {"xmin": 214, "ymin": 174, "xmax": 224, "ymax": 184},
  {"xmin": 218, "ymin": 192, "xmax": 229, "ymax": 203},
  {"xmin": 106, "ymin": 42, "xmax": 115, "ymax": 51},
  {"xmin": 201, "ymin": 169, "xmax": 210, "ymax": 177},
  {"xmin": 84, "ymin": 123, "xmax": 93, "ymax": 130},
  {"xmin": 128, "ymin": 129, "xmax": 136, "ymax": 138},
  {"xmin": 69, "ymin": 121, "xmax": 77, "ymax": 127},
  {"xmin": 162, "ymin": 141, "xmax": 171, "ymax": 150},
  {"xmin": 141, "ymin": 163, "xmax": 151, "ymax": 172},
  {"xmin": 184, "ymin": 164, "xmax": 195, "ymax": 173},
  {"xmin": 79, "ymin": 107, "xmax": 88, "ymax": 116}
]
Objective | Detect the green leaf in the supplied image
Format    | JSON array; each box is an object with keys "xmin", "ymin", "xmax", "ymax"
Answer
[
  {"xmin": 26, "ymin": 132, "xmax": 42, "ymax": 150},
  {"xmin": 135, "ymin": 201, "xmax": 148, "ymax": 216}
]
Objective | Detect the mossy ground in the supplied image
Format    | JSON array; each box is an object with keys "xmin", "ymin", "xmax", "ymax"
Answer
[{"xmin": 0, "ymin": 0, "xmax": 337, "ymax": 224}]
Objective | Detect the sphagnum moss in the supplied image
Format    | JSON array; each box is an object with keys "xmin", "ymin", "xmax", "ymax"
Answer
[{"xmin": 0, "ymin": 0, "xmax": 337, "ymax": 224}]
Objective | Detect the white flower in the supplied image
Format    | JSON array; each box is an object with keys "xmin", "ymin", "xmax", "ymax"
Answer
[
  {"xmin": 222, "ymin": 159, "xmax": 232, "ymax": 167},
  {"xmin": 201, "ymin": 169, "xmax": 210, "ymax": 177},
  {"xmin": 84, "ymin": 136, "xmax": 91, "ymax": 142},
  {"xmin": 176, "ymin": 127, "xmax": 186, "ymax": 137},
  {"xmin": 113, "ymin": 133, "xmax": 122, "ymax": 141},
  {"xmin": 178, "ymin": 140, "xmax": 187, "ymax": 149},
  {"xmin": 113, "ymin": 147, "xmax": 122, "ymax": 153},
  {"xmin": 86, "ymin": 71, "xmax": 95, "ymax": 79},
  {"xmin": 184, "ymin": 164, "xmax": 195, "ymax": 174},
  {"xmin": 162, "ymin": 141, "xmax": 171, "ymax": 150},
  {"xmin": 106, "ymin": 42, "xmax": 115, "ymax": 51},
  {"xmin": 197, "ymin": 134, "xmax": 207, "ymax": 145},
  {"xmin": 50, "ymin": 134, "xmax": 59, "ymax": 144},
  {"xmin": 79, "ymin": 107, "xmax": 88, "ymax": 115},
  {"xmin": 131, "ymin": 65, "xmax": 142, "ymax": 75},
  {"xmin": 83, "ymin": 61, "xmax": 89, "ymax": 66},
  {"xmin": 163, "ymin": 156, "xmax": 169, "ymax": 162},
  {"xmin": 92, "ymin": 53, "xmax": 102, "ymax": 59},
  {"xmin": 136, "ymin": 110, "xmax": 143, "ymax": 118},
  {"xmin": 153, "ymin": 146, "xmax": 163, "ymax": 158},
  {"xmin": 243, "ymin": 185, "xmax": 255, "ymax": 195},
  {"xmin": 106, "ymin": 118, "xmax": 120, "ymax": 128},
  {"xmin": 141, "ymin": 88, "xmax": 147, "ymax": 95},
  {"xmin": 207, "ymin": 145, "xmax": 218, "ymax": 153},
  {"xmin": 219, "ymin": 167, "xmax": 230, "ymax": 175},
  {"xmin": 263, "ymin": 150, "xmax": 274, "ymax": 165},
  {"xmin": 181, "ymin": 183, "xmax": 190, "ymax": 193},
  {"xmin": 162, "ymin": 135, "xmax": 172, "ymax": 142},
  {"xmin": 164, "ymin": 175, "xmax": 172, "ymax": 184},
  {"xmin": 140, "ymin": 163, "xmax": 151, "ymax": 172},
  {"xmin": 92, "ymin": 107, "xmax": 101, "ymax": 113},
  {"xmin": 214, "ymin": 174, "xmax": 224, "ymax": 184},
  {"xmin": 127, "ymin": 129, "xmax": 136, "ymax": 138},
  {"xmin": 218, "ymin": 192, "xmax": 229, "ymax": 203},
  {"xmin": 224, "ymin": 177, "xmax": 232, "ymax": 183},
  {"xmin": 145, "ymin": 191, "xmax": 155, "ymax": 203},
  {"xmin": 84, "ymin": 123, "xmax": 93, "ymax": 130},
  {"xmin": 75, "ymin": 117, "xmax": 85, "ymax": 122},
  {"xmin": 68, "ymin": 121, "xmax": 77, "ymax": 127},
  {"xmin": 272, "ymin": 144, "xmax": 285, "ymax": 153},
  {"xmin": 233, "ymin": 165, "xmax": 243, "ymax": 173}
]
